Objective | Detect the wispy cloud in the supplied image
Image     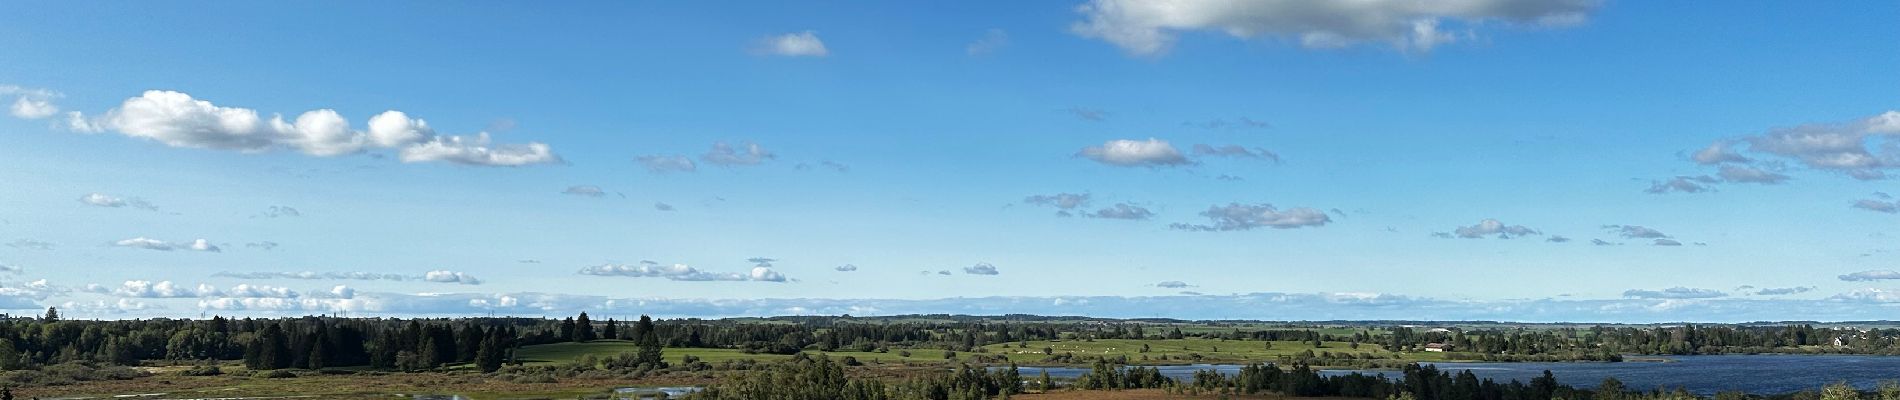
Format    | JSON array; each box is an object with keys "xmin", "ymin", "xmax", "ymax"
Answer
[
  {"xmin": 756, "ymin": 31, "xmax": 829, "ymax": 57},
  {"xmin": 1069, "ymin": 0, "xmax": 1599, "ymax": 56},
  {"xmin": 1172, "ymin": 203, "xmax": 1331, "ymax": 231}
]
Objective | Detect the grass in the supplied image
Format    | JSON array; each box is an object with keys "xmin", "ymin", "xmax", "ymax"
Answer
[
  {"xmin": 515, "ymin": 340, "xmax": 959, "ymax": 365},
  {"xmin": 982, "ymin": 338, "xmax": 1449, "ymax": 364},
  {"xmin": 512, "ymin": 337, "xmax": 1464, "ymax": 369}
]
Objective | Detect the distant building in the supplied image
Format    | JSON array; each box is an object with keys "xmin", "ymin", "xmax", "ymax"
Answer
[{"xmin": 1424, "ymin": 343, "xmax": 1453, "ymax": 352}]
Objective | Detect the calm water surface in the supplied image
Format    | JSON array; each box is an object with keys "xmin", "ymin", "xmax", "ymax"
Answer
[{"xmin": 1012, "ymin": 355, "xmax": 1900, "ymax": 395}]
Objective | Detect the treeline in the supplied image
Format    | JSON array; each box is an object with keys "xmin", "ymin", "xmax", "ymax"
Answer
[
  {"xmin": 1378, "ymin": 324, "xmax": 1900, "ymax": 357},
  {"xmin": 686, "ymin": 354, "xmax": 1026, "ymax": 400}
]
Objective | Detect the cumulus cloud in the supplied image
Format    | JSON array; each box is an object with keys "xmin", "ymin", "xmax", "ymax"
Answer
[
  {"xmin": 636, "ymin": 155, "xmax": 697, "ymax": 173},
  {"xmin": 1191, "ymin": 144, "xmax": 1280, "ymax": 163},
  {"xmin": 757, "ymin": 31, "xmax": 829, "ymax": 57},
  {"xmin": 701, "ymin": 141, "xmax": 775, "ymax": 166},
  {"xmin": 1623, "ymin": 287, "xmax": 1726, "ymax": 300},
  {"xmin": 1024, "ymin": 193, "xmax": 1091, "ymax": 216},
  {"xmin": 1445, "ymin": 219, "xmax": 1540, "ymax": 239},
  {"xmin": 1605, "ymin": 225, "xmax": 1670, "ymax": 239},
  {"xmin": 1686, "ymin": 111, "xmax": 1900, "ymax": 180},
  {"xmin": 1, "ymin": 85, "xmax": 61, "ymax": 119},
  {"xmin": 211, "ymin": 270, "xmax": 477, "ymax": 284},
  {"xmin": 64, "ymin": 91, "xmax": 558, "ymax": 166},
  {"xmin": 88, "ymin": 280, "xmax": 299, "ymax": 299},
  {"xmin": 1155, "ymin": 280, "xmax": 1193, "ymax": 288},
  {"xmin": 963, "ymin": 263, "xmax": 1000, "ymax": 275},
  {"xmin": 78, "ymin": 193, "xmax": 157, "ymax": 210},
  {"xmin": 112, "ymin": 237, "xmax": 220, "ymax": 252},
  {"xmin": 562, "ymin": 185, "xmax": 606, "ymax": 197},
  {"xmin": 1087, "ymin": 203, "xmax": 1155, "ymax": 220},
  {"xmin": 1693, "ymin": 140, "xmax": 1751, "ymax": 165},
  {"xmin": 579, "ymin": 261, "xmax": 788, "ymax": 283},
  {"xmin": 1171, "ymin": 203, "xmax": 1331, "ymax": 231},
  {"xmin": 1645, "ymin": 175, "xmax": 1718, "ymax": 194},
  {"xmin": 1716, "ymin": 164, "xmax": 1790, "ymax": 184},
  {"xmin": 1840, "ymin": 270, "xmax": 1900, "ymax": 282},
  {"xmin": 1078, "ymin": 138, "xmax": 1193, "ymax": 167},
  {"xmin": 1069, "ymin": 0, "xmax": 1600, "ymax": 56},
  {"xmin": 423, "ymin": 270, "xmax": 483, "ymax": 285},
  {"xmin": 966, "ymin": 29, "xmax": 1009, "ymax": 56},
  {"xmin": 835, "ymin": 264, "xmax": 859, "ymax": 272}
]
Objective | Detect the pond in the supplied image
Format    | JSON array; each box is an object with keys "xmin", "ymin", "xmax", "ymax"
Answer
[{"xmin": 1010, "ymin": 354, "xmax": 1900, "ymax": 395}]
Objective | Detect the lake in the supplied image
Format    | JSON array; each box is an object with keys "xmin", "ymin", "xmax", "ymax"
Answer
[{"xmin": 1011, "ymin": 355, "xmax": 1900, "ymax": 395}]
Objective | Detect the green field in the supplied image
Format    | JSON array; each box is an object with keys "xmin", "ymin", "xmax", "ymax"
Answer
[
  {"xmin": 515, "ymin": 340, "xmax": 956, "ymax": 365},
  {"xmin": 981, "ymin": 338, "xmax": 1449, "ymax": 364},
  {"xmin": 515, "ymin": 338, "xmax": 1449, "ymax": 367}
]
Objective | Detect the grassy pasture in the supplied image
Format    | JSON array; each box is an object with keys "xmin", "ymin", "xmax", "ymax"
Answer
[{"xmin": 515, "ymin": 340, "xmax": 958, "ymax": 365}]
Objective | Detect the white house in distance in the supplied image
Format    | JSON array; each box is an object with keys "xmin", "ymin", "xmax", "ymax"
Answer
[{"xmin": 1423, "ymin": 343, "xmax": 1454, "ymax": 352}]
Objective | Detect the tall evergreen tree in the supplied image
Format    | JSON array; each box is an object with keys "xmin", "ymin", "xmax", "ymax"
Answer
[
  {"xmin": 603, "ymin": 318, "xmax": 618, "ymax": 340},
  {"xmin": 635, "ymin": 315, "xmax": 663, "ymax": 366},
  {"xmin": 576, "ymin": 312, "xmax": 596, "ymax": 342}
]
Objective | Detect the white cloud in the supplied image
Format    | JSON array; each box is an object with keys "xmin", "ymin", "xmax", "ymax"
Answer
[
  {"xmin": 1172, "ymin": 203, "xmax": 1332, "ymax": 231},
  {"xmin": 758, "ymin": 31, "xmax": 830, "ymax": 57},
  {"xmin": 1840, "ymin": 270, "xmax": 1900, "ymax": 282},
  {"xmin": 562, "ymin": 185, "xmax": 607, "ymax": 197},
  {"xmin": 1086, "ymin": 203, "xmax": 1155, "ymax": 220},
  {"xmin": 214, "ymin": 271, "xmax": 410, "ymax": 281},
  {"xmin": 1069, "ymin": 0, "xmax": 1600, "ymax": 56},
  {"xmin": 1644, "ymin": 175, "xmax": 1718, "ymax": 194},
  {"xmin": 1024, "ymin": 192, "xmax": 1091, "ymax": 210},
  {"xmin": 1078, "ymin": 138, "xmax": 1192, "ymax": 167},
  {"xmin": 90, "ymin": 280, "xmax": 295, "ymax": 299},
  {"xmin": 422, "ymin": 270, "xmax": 483, "ymax": 285},
  {"xmin": 113, "ymin": 237, "xmax": 221, "ymax": 252},
  {"xmin": 1446, "ymin": 219, "xmax": 1541, "ymax": 239},
  {"xmin": 1687, "ymin": 111, "xmax": 1900, "ymax": 180},
  {"xmin": 637, "ymin": 155, "xmax": 698, "ymax": 173},
  {"xmin": 966, "ymin": 29, "xmax": 1009, "ymax": 56},
  {"xmin": 1622, "ymin": 287, "xmax": 1726, "ymax": 300},
  {"xmin": 963, "ymin": 262, "xmax": 1001, "ymax": 276},
  {"xmin": 1, "ymin": 85, "xmax": 60, "ymax": 119},
  {"xmin": 701, "ymin": 141, "xmax": 775, "ymax": 166},
  {"xmin": 67, "ymin": 90, "xmax": 559, "ymax": 166},
  {"xmin": 579, "ymin": 261, "xmax": 789, "ymax": 283},
  {"xmin": 1716, "ymin": 164, "xmax": 1789, "ymax": 184},
  {"xmin": 78, "ymin": 193, "xmax": 157, "ymax": 210},
  {"xmin": 398, "ymin": 133, "xmax": 560, "ymax": 166},
  {"xmin": 1605, "ymin": 225, "xmax": 1670, "ymax": 239}
]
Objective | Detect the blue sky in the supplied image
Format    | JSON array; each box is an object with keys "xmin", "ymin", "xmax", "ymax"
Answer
[{"xmin": 2, "ymin": 1, "xmax": 1899, "ymax": 322}]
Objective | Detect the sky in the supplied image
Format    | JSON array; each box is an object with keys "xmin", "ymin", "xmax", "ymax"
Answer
[{"xmin": 2, "ymin": 1, "xmax": 1899, "ymax": 323}]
